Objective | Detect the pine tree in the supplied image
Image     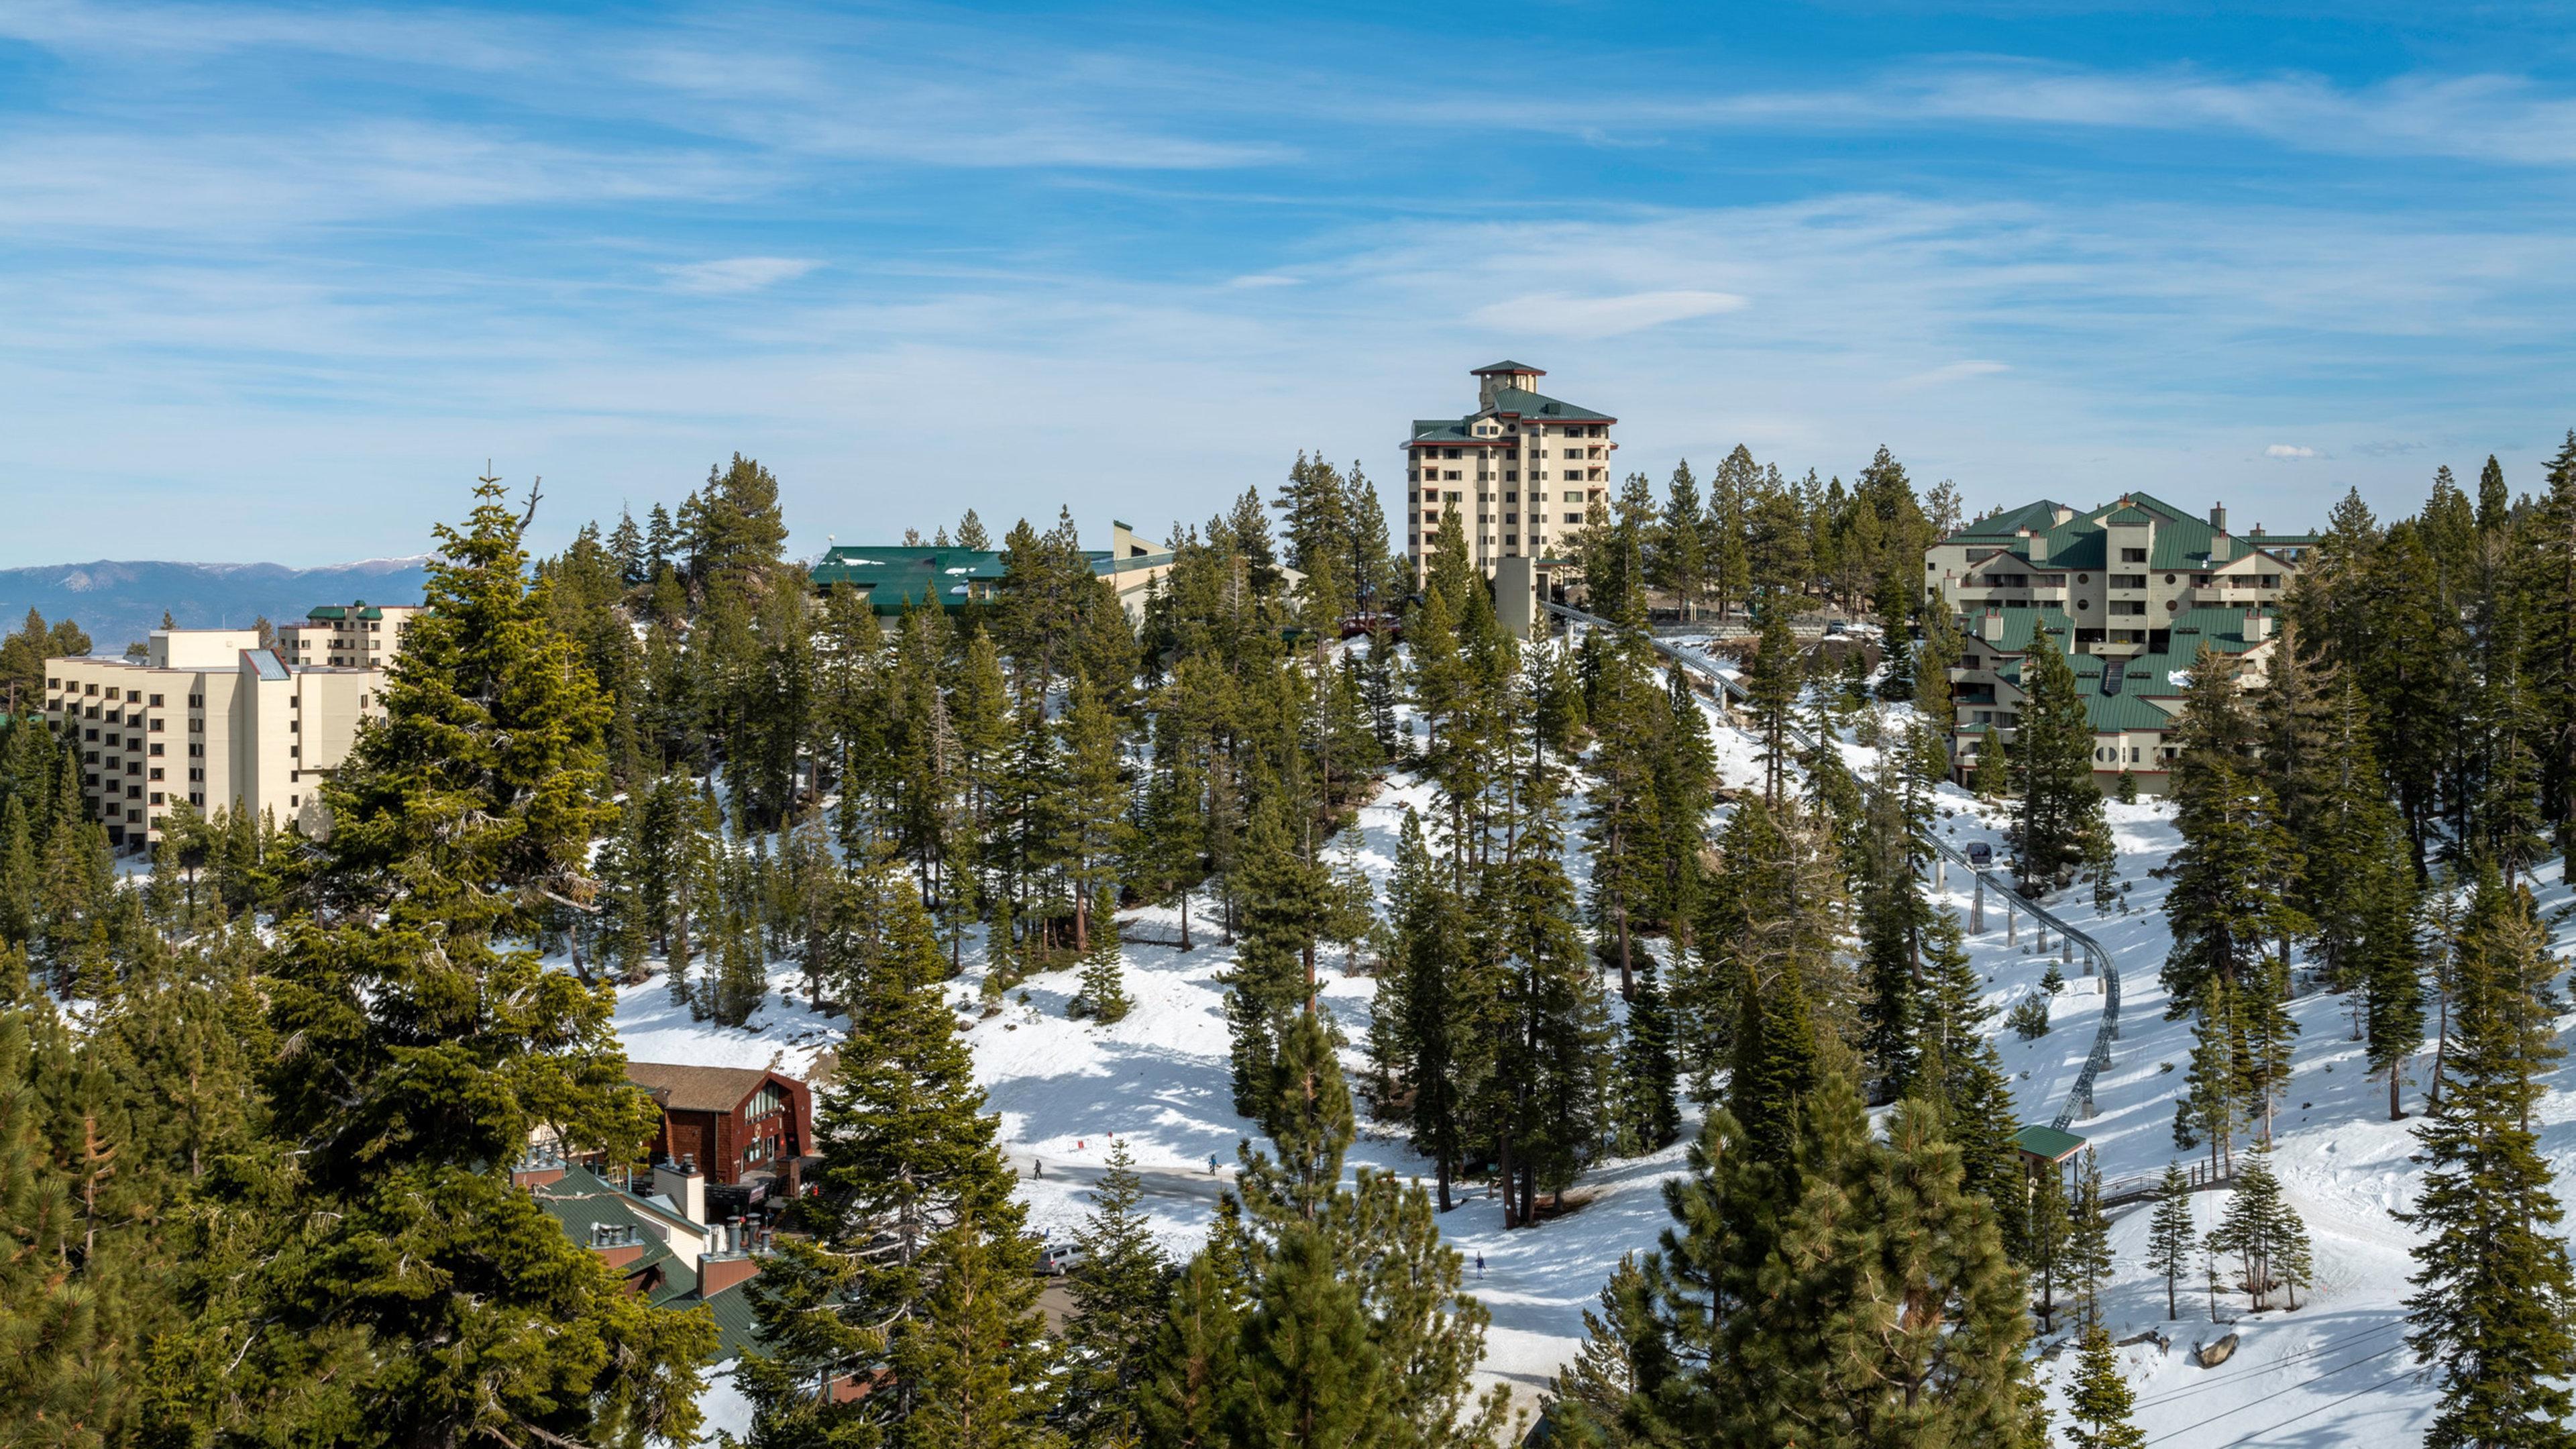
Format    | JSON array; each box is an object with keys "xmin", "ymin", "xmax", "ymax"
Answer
[
  {"xmin": 1371, "ymin": 809, "xmax": 1493, "ymax": 1212},
  {"xmin": 894, "ymin": 1209, "xmax": 1061, "ymax": 1449},
  {"xmin": 1074, "ymin": 887, "xmax": 1132, "ymax": 1024},
  {"xmin": 1915, "ymin": 908, "xmax": 2028, "ymax": 1256},
  {"xmin": 2208, "ymin": 1151, "xmax": 2310, "ymax": 1312},
  {"xmin": 2400, "ymin": 864, "xmax": 2576, "ymax": 1448},
  {"xmin": 1222, "ymin": 798, "xmax": 1326, "ymax": 1120},
  {"xmin": 1743, "ymin": 607, "xmax": 1802, "ymax": 808},
  {"xmin": 2064, "ymin": 1324, "xmax": 2147, "ymax": 1449},
  {"xmin": 2161, "ymin": 659, "xmax": 2298, "ymax": 1022},
  {"xmin": 710, "ymin": 906, "xmax": 767, "ymax": 1027},
  {"xmin": 2145, "ymin": 1163, "xmax": 2196, "ymax": 1321},
  {"xmin": 2066, "ymin": 1148, "xmax": 2113, "ymax": 1332},
  {"xmin": 2029, "ymin": 1159, "xmax": 2072, "ymax": 1335},
  {"xmin": 191, "ymin": 476, "xmax": 716, "ymax": 1446},
  {"xmin": 1544, "ymin": 1256, "xmax": 1651, "ymax": 1449},
  {"xmin": 2012, "ymin": 624, "xmax": 2103, "ymax": 893},
  {"xmin": 1628, "ymin": 1069, "xmax": 2039, "ymax": 1448},
  {"xmin": 1618, "ymin": 957, "xmax": 1682, "ymax": 1154},
  {"xmin": 1974, "ymin": 723, "xmax": 2010, "ymax": 802},
  {"xmin": 2174, "ymin": 979, "xmax": 2249, "ymax": 1180},
  {"xmin": 1063, "ymin": 1141, "xmax": 1172, "ymax": 1448},
  {"xmin": 1175, "ymin": 1008, "xmax": 1503, "ymax": 1449},
  {"xmin": 1136, "ymin": 1244, "xmax": 1244, "ymax": 1449},
  {"xmin": 0, "ymin": 1008, "xmax": 122, "ymax": 1444}
]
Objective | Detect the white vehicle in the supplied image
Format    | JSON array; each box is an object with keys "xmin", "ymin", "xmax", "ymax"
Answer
[{"xmin": 1037, "ymin": 1242, "xmax": 1086, "ymax": 1277}]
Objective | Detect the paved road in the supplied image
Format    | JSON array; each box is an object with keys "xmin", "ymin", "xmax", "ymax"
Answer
[{"xmin": 1018, "ymin": 1154, "xmax": 1236, "ymax": 1205}]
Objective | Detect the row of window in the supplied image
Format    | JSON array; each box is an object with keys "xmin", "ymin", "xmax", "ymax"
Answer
[{"xmin": 1409, "ymin": 489, "xmax": 1591, "ymax": 505}]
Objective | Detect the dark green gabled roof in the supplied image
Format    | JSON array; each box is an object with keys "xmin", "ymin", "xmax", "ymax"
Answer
[
  {"xmin": 1966, "ymin": 604, "xmax": 2276, "ymax": 736},
  {"xmin": 533, "ymin": 1165, "xmax": 770, "ymax": 1362},
  {"xmin": 1472, "ymin": 359, "xmax": 1544, "ymax": 375},
  {"xmin": 1945, "ymin": 499, "xmax": 2068, "ymax": 540},
  {"xmin": 1485, "ymin": 384, "xmax": 1613, "ymax": 421},
  {"xmin": 2100, "ymin": 506, "xmax": 2159, "ymax": 527},
  {"xmin": 1411, "ymin": 418, "xmax": 1483, "ymax": 443}
]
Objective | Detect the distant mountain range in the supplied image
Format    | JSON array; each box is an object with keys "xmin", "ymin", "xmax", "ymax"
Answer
[{"xmin": 0, "ymin": 557, "xmax": 433, "ymax": 653}]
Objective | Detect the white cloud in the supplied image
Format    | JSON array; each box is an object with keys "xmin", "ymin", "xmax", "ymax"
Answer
[
  {"xmin": 1391, "ymin": 62, "xmax": 2576, "ymax": 169},
  {"xmin": 1895, "ymin": 360, "xmax": 2010, "ymax": 391},
  {"xmin": 1468, "ymin": 289, "xmax": 1745, "ymax": 339},
  {"xmin": 1227, "ymin": 274, "xmax": 1301, "ymax": 288},
  {"xmin": 2265, "ymin": 444, "xmax": 2318, "ymax": 459},
  {"xmin": 659, "ymin": 258, "xmax": 822, "ymax": 294}
]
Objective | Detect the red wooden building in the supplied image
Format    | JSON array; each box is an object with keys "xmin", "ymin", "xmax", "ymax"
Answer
[{"xmin": 626, "ymin": 1062, "xmax": 814, "ymax": 1194}]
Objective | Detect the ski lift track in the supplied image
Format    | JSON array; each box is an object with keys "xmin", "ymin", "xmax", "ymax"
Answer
[{"xmin": 1541, "ymin": 601, "xmax": 2121, "ymax": 1133}]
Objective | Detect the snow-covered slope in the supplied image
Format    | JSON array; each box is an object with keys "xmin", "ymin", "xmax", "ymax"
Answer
[{"xmin": 612, "ymin": 640, "xmax": 2576, "ymax": 1446}]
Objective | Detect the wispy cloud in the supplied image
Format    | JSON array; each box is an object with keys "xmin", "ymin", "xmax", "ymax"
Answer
[
  {"xmin": 1895, "ymin": 360, "xmax": 2010, "ymax": 391},
  {"xmin": 660, "ymin": 258, "xmax": 820, "ymax": 294},
  {"xmin": 2265, "ymin": 443, "xmax": 2319, "ymax": 459},
  {"xmin": 1470, "ymin": 290, "xmax": 1745, "ymax": 338},
  {"xmin": 1391, "ymin": 62, "xmax": 2576, "ymax": 168}
]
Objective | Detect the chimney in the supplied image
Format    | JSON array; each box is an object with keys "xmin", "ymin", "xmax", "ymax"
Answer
[
  {"xmin": 2028, "ymin": 531, "xmax": 2049, "ymax": 564},
  {"xmin": 2246, "ymin": 609, "xmax": 2271, "ymax": 643},
  {"xmin": 700, "ymin": 1219, "xmax": 760, "ymax": 1296},
  {"xmin": 653, "ymin": 1156, "xmax": 707, "ymax": 1228},
  {"xmin": 1980, "ymin": 608, "xmax": 2004, "ymax": 642},
  {"xmin": 2209, "ymin": 503, "xmax": 2226, "ymax": 531}
]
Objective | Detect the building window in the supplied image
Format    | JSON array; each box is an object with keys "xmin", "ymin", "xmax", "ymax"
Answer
[
  {"xmin": 148, "ymin": 743, "xmax": 163, "ymax": 757},
  {"xmin": 149, "ymin": 792, "xmax": 163, "ymax": 806},
  {"xmin": 1564, "ymin": 513, "xmax": 1582, "ymax": 524},
  {"xmin": 149, "ymin": 767, "xmax": 162, "ymax": 781},
  {"xmin": 2121, "ymin": 548, "xmax": 2146, "ymax": 562}
]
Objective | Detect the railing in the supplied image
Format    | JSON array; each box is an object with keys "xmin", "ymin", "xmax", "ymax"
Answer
[
  {"xmin": 2099, "ymin": 1159, "xmax": 2233, "ymax": 1210},
  {"xmin": 1540, "ymin": 600, "xmax": 2121, "ymax": 1133}
]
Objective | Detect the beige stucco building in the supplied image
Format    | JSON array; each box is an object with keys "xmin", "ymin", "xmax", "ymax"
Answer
[
  {"xmin": 43, "ymin": 625, "xmax": 399, "ymax": 850},
  {"xmin": 1925, "ymin": 492, "xmax": 2318, "ymax": 794},
  {"xmin": 1404, "ymin": 361, "xmax": 1614, "ymax": 590},
  {"xmin": 278, "ymin": 600, "xmax": 424, "ymax": 669}
]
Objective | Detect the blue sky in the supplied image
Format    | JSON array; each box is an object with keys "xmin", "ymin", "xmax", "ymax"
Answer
[{"xmin": 5, "ymin": 1, "xmax": 2575, "ymax": 566}]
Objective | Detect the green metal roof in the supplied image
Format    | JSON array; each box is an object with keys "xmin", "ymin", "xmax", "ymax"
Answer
[
  {"xmin": 1947, "ymin": 499, "xmax": 2070, "ymax": 540},
  {"xmin": 1969, "ymin": 605, "xmax": 2273, "ymax": 735},
  {"xmin": 1485, "ymin": 384, "xmax": 1612, "ymax": 421},
  {"xmin": 1953, "ymin": 491, "xmax": 2289, "ymax": 577},
  {"xmin": 1411, "ymin": 417, "xmax": 1484, "ymax": 443},
  {"xmin": 1472, "ymin": 359, "xmax": 1544, "ymax": 374},
  {"xmin": 807, "ymin": 543, "xmax": 1172, "ymax": 615},
  {"xmin": 532, "ymin": 1165, "xmax": 770, "ymax": 1362},
  {"xmin": 2015, "ymin": 1124, "xmax": 2087, "ymax": 1162}
]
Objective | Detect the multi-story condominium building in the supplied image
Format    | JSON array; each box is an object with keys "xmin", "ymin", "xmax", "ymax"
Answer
[
  {"xmin": 1403, "ymin": 361, "xmax": 1615, "ymax": 585},
  {"xmin": 42, "ymin": 627, "xmax": 393, "ymax": 850},
  {"xmin": 278, "ymin": 600, "xmax": 424, "ymax": 670},
  {"xmin": 1924, "ymin": 492, "xmax": 2318, "ymax": 795}
]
